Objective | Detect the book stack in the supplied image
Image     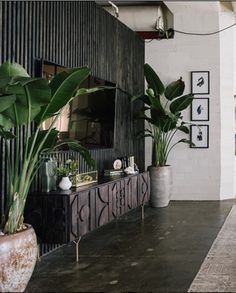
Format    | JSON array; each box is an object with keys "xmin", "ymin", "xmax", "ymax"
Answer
[{"xmin": 104, "ymin": 169, "xmax": 124, "ymax": 176}]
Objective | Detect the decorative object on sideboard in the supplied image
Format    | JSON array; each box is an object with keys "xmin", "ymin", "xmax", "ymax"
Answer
[
  {"xmin": 104, "ymin": 169, "xmax": 124, "ymax": 177},
  {"xmin": 124, "ymin": 156, "xmax": 139, "ymax": 175},
  {"xmin": 55, "ymin": 160, "xmax": 98, "ymax": 189},
  {"xmin": 40, "ymin": 158, "xmax": 57, "ymax": 192},
  {"xmin": 72, "ymin": 170, "xmax": 98, "ymax": 187},
  {"xmin": 58, "ymin": 176, "xmax": 72, "ymax": 191},
  {"xmin": 128, "ymin": 156, "xmax": 135, "ymax": 168},
  {"xmin": 113, "ymin": 159, "xmax": 122, "ymax": 170},
  {"xmin": 105, "ymin": 155, "xmax": 138, "ymax": 176}
]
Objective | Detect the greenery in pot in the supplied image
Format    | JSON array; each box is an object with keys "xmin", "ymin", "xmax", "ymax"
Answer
[
  {"xmin": 132, "ymin": 63, "xmax": 194, "ymax": 167},
  {"xmin": 55, "ymin": 159, "xmax": 79, "ymax": 178},
  {"xmin": 0, "ymin": 61, "xmax": 101, "ymax": 235}
]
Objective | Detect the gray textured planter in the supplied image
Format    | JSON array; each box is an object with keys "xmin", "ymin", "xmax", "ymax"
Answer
[
  {"xmin": 148, "ymin": 165, "xmax": 172, "ymax": 207},
  {"xmin": 0, "ymin": 224, "xmax": 38, "ymax": 292}
]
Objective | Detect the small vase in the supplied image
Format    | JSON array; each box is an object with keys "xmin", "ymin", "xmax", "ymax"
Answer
[{"xmin": 58, "ymin": 176, "xmax": 72, "ymax": 191}]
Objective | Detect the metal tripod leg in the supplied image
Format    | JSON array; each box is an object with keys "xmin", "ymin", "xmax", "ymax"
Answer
[{"xmin": 73, "ymin": 236, "xmax": 81, "ymax": 262}]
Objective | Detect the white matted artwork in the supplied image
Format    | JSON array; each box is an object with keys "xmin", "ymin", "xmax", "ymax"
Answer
[
  {"xmin": 191, "ymin": 71, "xmax": 209, "ymax": 95},
  {"xmin": 191, "ymin": 98, "xmax": 209, "ymax": 121},
  {"xmin": 190, "ymin": 125, "xmax": 209, "ymax": 148}
]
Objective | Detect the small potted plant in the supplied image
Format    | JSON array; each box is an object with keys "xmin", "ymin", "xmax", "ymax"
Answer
[{"xmin": 55, "ymin": 159, "xmax": 80, "ymax": 190}]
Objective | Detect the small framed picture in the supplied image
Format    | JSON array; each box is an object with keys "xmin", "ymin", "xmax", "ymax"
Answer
[
  {"xmin": 191, "ymin": 98, "xmax": 209, "ymax": 121},
  {"xmin": 191, "ymin": 71, "xmax": 210, "ymax": 94},
  {"xmin": 190, "ymin": 125, "xmax": 209, "ymax": 148}
]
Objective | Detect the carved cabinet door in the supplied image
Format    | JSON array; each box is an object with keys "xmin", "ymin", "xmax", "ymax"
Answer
[{"xmin": 70, "ymin": 188, "xmax": 96, "ymax": 241}]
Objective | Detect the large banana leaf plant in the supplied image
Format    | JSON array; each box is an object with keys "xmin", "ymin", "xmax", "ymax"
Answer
[
  {"xmin": 132, "ymin": 63, "xmax": 194, "ymax": 167},
  {"xmin": 0, "ymin": 61, "xmax": 100, "ymax": 235}
]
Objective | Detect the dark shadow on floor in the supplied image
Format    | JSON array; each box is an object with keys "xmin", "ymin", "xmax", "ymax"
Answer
[{"xmin": 26, "ymin": 200, "xmax": 236, "ymax": 292}]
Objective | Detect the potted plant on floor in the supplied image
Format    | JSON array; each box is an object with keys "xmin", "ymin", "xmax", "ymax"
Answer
[
  {"xmin": 0, "ymin": 61, "xmax": 99, "ymax": 292},
  {"xmin": 132, "ymin": 63, "xmax": 194, "ymax": 207}
]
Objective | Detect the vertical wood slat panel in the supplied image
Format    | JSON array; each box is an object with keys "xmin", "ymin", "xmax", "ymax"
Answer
[{"xmin": 0, "ymin": 1, "xmax": 144, "ymax": 216}]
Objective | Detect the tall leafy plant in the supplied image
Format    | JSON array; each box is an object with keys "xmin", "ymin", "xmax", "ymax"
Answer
[
  {"xmin": 0, "ymin": 61, "xmax": 100, "ymax": 234},
  {"xmin": 132, "ymin": 63, "xmax": 194, "ymax": 167}
]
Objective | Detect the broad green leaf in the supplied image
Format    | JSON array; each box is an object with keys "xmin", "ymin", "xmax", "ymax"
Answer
[
  {"xmin": 29, "ymin": 129, "xmax": 59, "ymax": 155},
  {"xmin": 37, "ymin": 67, "xmax": 90, "ymax": 123},
  {"xmin": 165, "ymin": 78, "xmax": 185, "ymax": 100},
  {"xmin": 3, "ymin": 102, "xmax": 41, "ymax": 126},
  {"xmin": 76, "ymin": 86, "xmax": 113, "ymax": 97},
  {"xmin": 0, "ymin": 77, "xmax": 50, "ymax": 126},
  {"xmin": 170, "ymin": 94, "xmax": 194, "ymax": 114},
  {"xmin": 134, "ymin": 113, "xmax": 152, "ymax": 124},
  {"xmin": 177, "ymin": 125, "xmax": 189, "ymax": 134},
  {"xmin": 131, "ymin": 94, "xmax": 151, "ymax": 105},
  {"xmin": 0, "ymin": 113, "xmax": 14, "ymax": 130},
  {"xmin": 137, "ymin": 133, "xmax": 154, "ymax": 140},
  {"xmin": 24, "ymin": 79, "xmax": 51, "ymax": 107},
  {"xmin": 0, "ymin": 60, "xmax": 29, "ymax": 77},
  {"xmin": 152, "ymin": 113, "xmax": 177, "ymax": 133},
  {"xmin": 0, "ymin": 77, "xmax": 19, "ymax": 88},
  {"xmin": 54, "ymin": 139, "xmax": 95, "ymax": 168},
  {"xmin": 141, "ymin": 106, "xmax": 150, "ymax": 112},
  {"xmin": 0, "ymin": 127, "xmax": 15, "ymax": 139},
  {"xmin": 2, "ymin": 77, "xmax": 51, "ymax": 108},
  {"xmin": 0, "ymin": 95, "xmax": 16, "ymax": 112},
  {"xmin": 148, "ymin": 94, "xmax": 165, "ymax": 114},
  {"xmin": 135, "ymin": 129, "xmax": 152, "ymax": 138},
  {"xmin": 146, "ymin": 88, "xmax": 155, "ymax": 97},
  {"xmin": 144, "ymin": 63, "xmax": 164, "ymax": 96},
  {"xmin": 49, "ymin": 67, "xmax": 90, "ymax": 97},
  {"xmin": 178, "ymin": 138, "xmax": 195, "ymax": 147},
  {"xmin": 150, "ymin": 106, "xmax": 166, "ymax": 121}
]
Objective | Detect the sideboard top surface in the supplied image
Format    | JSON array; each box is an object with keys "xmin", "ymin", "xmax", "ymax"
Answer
[{"xmin": 30, "ymin": 172, "xmax": 149, "ymax": 197}]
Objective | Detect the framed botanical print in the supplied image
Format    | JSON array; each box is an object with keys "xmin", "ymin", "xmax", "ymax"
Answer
[
  {"xmin": 191, "ymin": 71, "xmax": 210, "ymax": 95},
  {"xmin": 190, "ymin": 125, "xmax": 209, "ymax": 148},
  {"xmin": 191, "ymin": 98, "xmax": 209, "ymax": 121}
]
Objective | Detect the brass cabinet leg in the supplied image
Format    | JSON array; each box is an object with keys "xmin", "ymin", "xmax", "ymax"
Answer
[
  {"xmin": 141, "ymin": 204, "xmax": 145, "ymax": 220},
  {"xmin": 73, "ymin": 236, "xmax": 81, "ymax": 262},
  {"xmin": 37, "ymin": 243, "xmax": 41, "ymax": 261}
]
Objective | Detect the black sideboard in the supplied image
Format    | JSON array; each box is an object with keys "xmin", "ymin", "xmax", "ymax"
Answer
[{"xmin": 25, "ymin": 172, "xmax": 150, "ymax": 244}]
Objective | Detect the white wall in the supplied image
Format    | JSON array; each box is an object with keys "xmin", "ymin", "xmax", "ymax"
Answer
[
  {"xmin": 146, "ymin": 2, "xmax": 223, "ymax": 200},
  {"xmin": 219, "ymin": 9, "xmax": 235, "ymax": 199}
]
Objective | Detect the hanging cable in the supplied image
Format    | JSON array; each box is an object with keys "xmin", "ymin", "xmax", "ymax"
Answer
[{"xmin": 174, "ymin": 22, "xmax": 236, "ymax": 36}]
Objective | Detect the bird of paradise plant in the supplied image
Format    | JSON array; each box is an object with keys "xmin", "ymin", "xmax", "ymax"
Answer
[{"xmin": 0, "ymin": 61, "xmax": 100, "ymax": 235}]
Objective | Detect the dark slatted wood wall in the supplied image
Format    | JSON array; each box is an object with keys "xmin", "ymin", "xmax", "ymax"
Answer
[{"xmin": 0, "ymin": 1, "xmax": 144, "ymax": 216}]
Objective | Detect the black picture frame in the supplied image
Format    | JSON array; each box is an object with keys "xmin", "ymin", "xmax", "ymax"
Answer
[
  {"xmin": 191, "ymin": 98, "xmax": 209, "ymax": 121},
  {"xmin": 190, "ymin": 125, "xmax": 209, "ymax": 148},
  {"xmin": 191, "ymin": 71, "xmax": 210, "ymax": 95}
]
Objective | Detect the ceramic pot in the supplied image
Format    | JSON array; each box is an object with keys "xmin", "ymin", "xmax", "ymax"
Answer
[
  {"xmin": 58, "ymin": 176, "xmax": 72, "ymax": 190},
  {"xmin": 148, "ymin": 165, "xmax": 172, "ymax": 207},
  {"xmin": 0, "ymin": 224, "xmax": 38, "ymax": 292}
]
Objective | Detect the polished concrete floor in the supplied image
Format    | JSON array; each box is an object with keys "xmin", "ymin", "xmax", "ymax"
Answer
[{"xmin": 26, "ymin": 200, "xmax": 236, "ymax": 292}]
